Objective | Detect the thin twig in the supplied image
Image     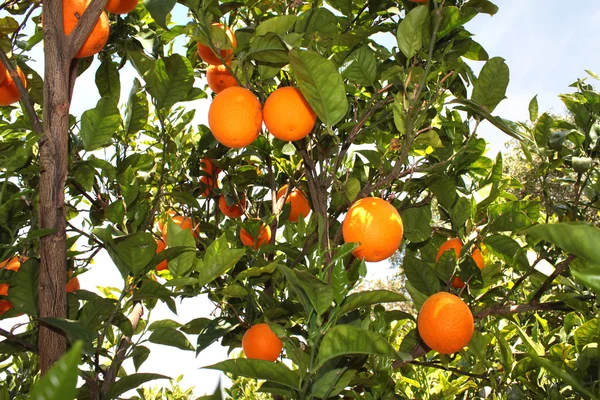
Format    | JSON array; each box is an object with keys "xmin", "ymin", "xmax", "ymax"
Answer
[
  {"xmin": 0, "ymin": 327, "xmax": 38, "ymax": 353},
  {"xmin": 529, "ymin": 255, "xmax": 576, "ymax": 304}
]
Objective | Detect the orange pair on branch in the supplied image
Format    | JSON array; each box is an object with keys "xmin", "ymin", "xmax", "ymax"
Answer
[
  {"xmin": 342, "ymin": 197, "xmax": 404, "ymax": 262},
  {"xmin": 276, "ymin": 184, "xmax": 310, "ymax": 222},
  {"xmin": 240, "ymin": 221, "xmax": 271, "ymax": 249},
  {"xmin": 435, "ymin": 238, "xmax": 485, "ymax": 288}
]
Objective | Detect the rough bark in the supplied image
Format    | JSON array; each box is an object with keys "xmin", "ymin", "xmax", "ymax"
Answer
[{"xmin": 39, "ymin": 0, "xmax": 71, "ymax": 374}]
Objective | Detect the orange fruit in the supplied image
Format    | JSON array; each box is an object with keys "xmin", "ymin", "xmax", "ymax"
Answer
[
  {"xmin": 0, "ymin": 66, "xmax": 26, "ymax": 106},
  {"xmin": 63, "ymin": 0, "xmax": 110, "ymax": 58},
  {"xmin": 242, "ymin": 323, "xmax": 283, "ymax": 362},
  {"xmin": 66, "ymin": 276, "xmax": 80, "ymax": 292},
  {"xmin": 197, "ymin": 23, "xmax": 236, "ymax": 65},
  {"xmin": 199, "ymin": 158, "xmax": 221, "ymax": 197},
  {"xmin": 436, "ymin": 238, "xmax": 484, "ymax": 289},
  {"xmin": 208, "ymin": 87, "xmax": 263, "ymax": 148},
  {"xmin": 0, "ymin": 61, "xmax": 5, "ymax": 85},
  {"xmin": 157, "ymin": 210, "xmax": 177, "ymax": 233},
  {"xmin": 219, "ymin": 194, "xmax": 246, "ymax": 218},
  {"xmin": 263, "ymin": 87, "xmax": 316, "ymax": 142},
  {"xmin": 0, "ymin": 299, "xmax": 12, "ymax": 317},
  {"xmin": 417, "ymin": 292, "xmax": 474, "ymax": 354},
  {"xmin": 240, "ymin": 222, "xmax": 271, "ymax": 249},
  {"xmin": 0, "ymin": 256, "xmax": 26, "ymax": 272},
  {"xmin": 162, "ymin": 215, "xmax": 199, "ymax": 243},
  {"xmin": 276, "ymin": 184, "xmax": 310, "ymax": 222},
  {"xmin": 155, "ymin": 239, "xmax": 168, "ymax": 271},
  {"xmin": 206, "ymin": 64, "xmax": 238, "ymax": 93},
  {"xmin": 342, "ymin": 197, "xmax": 404, "ymax": 262},
  {"xmin": 105, "ymin": 0, "xmax": 138, "ymax": 14}
]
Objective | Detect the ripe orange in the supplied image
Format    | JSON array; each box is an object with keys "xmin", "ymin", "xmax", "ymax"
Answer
[
  {"xmin": 240, "ymin": 222, "xmax": 271, "ymax": 249},
  {"xmin": 219, "ymin": 194, "xmax": 246, "ymax": 218},
  {"xmin": 66, "ymin": 276, "xmax": 80, "ymax": 292},
  {"xmin": 208, "ymin": 87, "xmax": 263, "ymax": 148},
  {"xmin": 197, "ymin": 23, "xmax": 236, "ymax": 65},
  {"xmin": 105, "ymin": 0, "xmax": 138, "ymax": 14},
  {"xmin": 242, "ymin": 323, "xmax": 283, "ymax": 362},
  {"xmin": 276, "ymin": 184, "xmax": 310, "ymax": 222},
  {"xmin": 0, "ymin": 256, "xmax": 26, "ymax": 272},
  {"xmin": 155, "ymin": 239, "xmax": 168, "ymax": 271},
  {"xmin": 63, "ymin": 0, "xmax": 110, "ymax": 58},
  {"xmin": 436, "ymin": 238, "xmax": 485, "ymax": 288},
  {"xmin": 0, "ymin": 66, "xmax": 26, "ymax": 106},
  {"xmin": 417, "ymin": 292, "xmax": 474, "ymax": 354},
  {"xmin": 206, "ymin": 64, "xmax": 238, "ymax": 93},
  {"xmin": 342, "ymin": 197, "xmax": 404, "ymax": 262},
  {"xmin": 162, "ymin": 215, "xmax": 199, "ymax": 243},
  {"xmin": 263, "ymin": 87, "xmax": 316, "ymax": 142},
  {"xmin": 157, "ymin": 210, "xmax": 177, "ymax": 233},
  {"xmin": 0, "ymin": 61, "xmax": 5, "ymax": 85}
]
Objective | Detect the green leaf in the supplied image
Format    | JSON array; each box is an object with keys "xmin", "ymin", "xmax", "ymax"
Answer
[
  {"xmin": 0, "ymin": 17, "xmax": 19, "ymax": 34},
  {"xmin": 255, "ymin": 15, "xmax": 297, "ymax": 36},
  {"xmin": 8, "ymin": 258, "xmax": 38, "ymax": 316},
  {"xmin": 571, "ymin": 260, "xmax": 600, "ymax": 294},
  {"xmin": 113, "ymin": 232, "xmax": 156, "ymax": 277},
  {"xmin": 471, "ymin": 57, "xmax": 509, "ymax": 113},
  {"xmin": 339, "ymin": 290, "xmax": 406, "ymax": 316},
  {"xmin": 483, "ymin": 235, "xmax": 529, "ymax": 271},
  {"xmin": 39, "ymin": 318, "xmax": 95, "ymax": 354},
  {"xmin": 124, "ymin": 78, "xmax": 149, "ymax": 135},
  {"xmin": 293, "ymin": 269, "xmax": 334, "ymax": 317},
  {"xmin": 106, "ymin": 373, "xmax": 170, "ymax": 399},
  {"xmin": 80, "ymin": 97, "xmax": 121, "ymax": 151},
  {"xmin": 316, "ymin": 325, "xmax": 407, "ymax": 369},
  {"xmin": 402, "ymin": 255, "xmax": 441, "ymax": 296},
  {"xmin": 95, "ymin": 60, "xmax": 121, "ymax": 104},
  {"xmin": 528, "ymin": 95, "xmax": 538, "ymax": 122},
  {"xmin": 248, "ymin": 33, "xmax": 289, "ymax": 63},
  {"xmin": 149, "ymin": 327, "xmax": 194, "ymax": 351},
  {"xmin": 143, "ymin": 0, "xmax": 176, "ymax": 30},
  {"xmin": 78, "ymin": 297, "xmax": 115, "ymax": 330},
  {"xmin": 204, "ymin": 359, "xmax": 300, "ymax": 390},
  {"xmin": 450, "ymin": 98, "xmax": 523, "ymax": 141},
  {"xmin": 396, "ymin": 5, "xmax": 429, "ymax": 59},
  {"xmin": 235, "ymin": 261, "xmax": 278, "ymax": 281},
  {"xmin": 393, "ymin": 94, "xmax": 406, "ymax": 135},
  {"xmin": 221, "ymin": 283, "xmax": 248, "ymax": 297},
  {"xmin": 196, "ymin": 318, "xmax": 239, "ymax": 354},
  {"xmin": 529, "ymin": 353, "xmax": 599, "ymax": 400},
  {"xmin": 574, "ymin": 318, "xmax": 599, "ymax": 353},
  {"xmin": 166, "ymin": 220, "xmax": 196, "ymax": 278},
  {"xmin": 289, "ymin": 48, "xmax": 348, "ymax": 126},
  {"xmin": 29, "ymin": 341, "xmax": 83, "ymax": 400},
  {"xmin": 197, "ymin": 235, "xmax": 245, "ymax": 286},
  {"xmin": 533, "ymin": 113, "xmax": 553, "ymax": 147},
  {"xmin": 522, "ymin": 222, "xmax": 600, "ymax": 266},
  {"xmin": 310, "ymin": 367, "xmax": 356, "ymax": 398},
  {"xmin": 341, "ymin": 47, "xmax": 376, "ymax": 86},
  {"xmin": 146, "ymin": 54, "xmax": 194, "ymax": 110}
]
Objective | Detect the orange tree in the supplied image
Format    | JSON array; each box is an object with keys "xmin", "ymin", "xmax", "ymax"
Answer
[{"xmin": 0, "ymin": 0, "xmax": 599, "ymax": 399}]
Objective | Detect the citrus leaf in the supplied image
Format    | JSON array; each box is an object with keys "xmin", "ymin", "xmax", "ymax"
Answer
[
  {"xmin": 400, "ymin": 206, "xmax": 432, "ymax": 243},
  {"xmin": 146, "ymin": 54, "xmax": 194, "ymax": 110},
  {"xmin": 29, "ymin": 341, "xmax": 83, "ymax": 400},
  {"xmin": 529, "ymin": 94, "xmax": 539, "ymax": 122},
  {"xmin": 289, "ymin": 48, "xmax": 348, "ymax": 126},
  {"xmin": 529, "ymin": 354, "xmax": 599, "ymax": 400},
  {"xmin": 396, "ymin": 5, "xmax": 429, "ymax": 59},
  {"xmin": 39, "ymin": 318, "xmax": 95, "ymax": 354},
  {"xmin": 113, "ymin": 232, "xmax": 156, "ymax": 277},
  {"xmin": 196, "ymin": 318, "xmax": 239, "ymax": 354},
  {"xmin": 143, "ymin": 0, "xmax": 176, "ymax": 30},
  {"xmin": 95, "ymin": 60, "xmax": 121, "ymax": 104},
  {"xmin": 402, "ymin": 255, "xmax": 440, "ymax": 296},
  {"xmin": 8, "ymin": 258, "xmax": 38, "ymax": 316},
  {"xmin": 449, "ymin": 98, "xmax": 523, "ymax": 141},
  {"xmin": 124, "ymin": 78, "xmax": 149, "ymax": 135},
  {"xmin": 471, "ymin": 57, "xmax": 509, "ymax": 113},
  {"xmin": 197, "ymin": 235, "xmax": 245, "ymax": 287},
  {"xmin": 80, "ymin": 97, "xmax": 121, "ymax": 151},
  {"xmin": 316, "ymin": 325, "xmax": 408, "ymax": 370},
  {"xmin": 339, "ymin": 290, "xmax": 406, "ymax": 316},
  {"xmin": 148, "ymin": 327, "xmax": 194, "ymax": 351},
  {"xmin": 340, "ymin": 46, "xmax": 376, "ymax": 86},
  {"xmin": 204, "ymin": 359, "xmax": 300, "ymax": 390},
  {"xmin": 106, "ymin": 373, "xmax": 170, "ymax": 399}
]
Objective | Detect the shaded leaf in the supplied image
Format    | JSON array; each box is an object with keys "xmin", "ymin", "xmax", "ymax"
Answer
[{"xmin": 204, "ymin": 359, "xmax": 300, "ymax": 390}]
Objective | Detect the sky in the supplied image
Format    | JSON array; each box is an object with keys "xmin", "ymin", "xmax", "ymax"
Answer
[{"xmin": 1, "ymin": 0, "xmax": 600, "ymax": 397}]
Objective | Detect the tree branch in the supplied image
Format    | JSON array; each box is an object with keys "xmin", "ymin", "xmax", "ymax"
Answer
[
  {"xmin": 0, "ymin": 327, "xmax": 38, "ymax": 353},
  {"xmin": 409, "ymin": 360, "xmax": 488, "ymax": 379},
  {"xmin": 529, "ymin": 255, "xmax": 575, "ymax": 304},
  {"xmin": 0, "ymin": 48, "xmax": 43, "ymax": 134}
]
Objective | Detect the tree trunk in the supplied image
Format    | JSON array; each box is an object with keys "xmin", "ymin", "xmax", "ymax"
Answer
[{"xmin": 39, "ymin": 1, "xmax": 71, "ymax": 373}]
